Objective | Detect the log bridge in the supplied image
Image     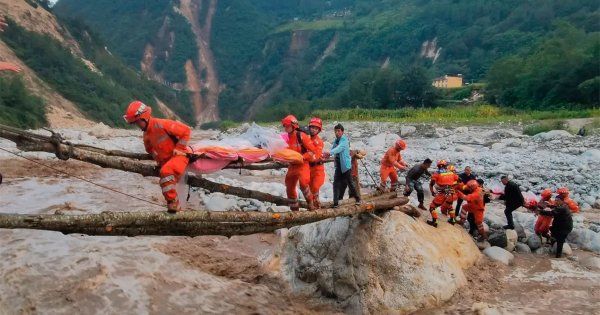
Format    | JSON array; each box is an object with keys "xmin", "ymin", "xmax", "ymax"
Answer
[{"xmin": 0, "ymin": 124, "xmax": 417, "ymax": 237}]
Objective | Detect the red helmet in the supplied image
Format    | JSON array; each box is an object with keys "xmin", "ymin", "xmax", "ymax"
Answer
[
  {"xmin": 466, "ymin": 179, "xmax": 479, "ymax": 190},
  {"xmin": 394, "ymin": 139, "xmax": 407, "ymax": 150},
  {"xmin": 281, "ymin": 114, "xmax": 299, "ymax": 127},
  {"xmin": 557, "ymin": 187, "xmax": 569, "ymax": 196},
  {"xmin": 527, "ymin": 199, "xmax": 538, "ymax": 209},
  {"xmin": 309, "ymin": 117, "xmax": 322, "ymax": 130},
  {"xmin": 437, "ymin": 159, "xmax": 448, "ymax": 168},
  {"xmin": 447, "ymin": 165, "xmax": 456, "ymax": 172},
  {"xmin": 123, "ymin": 100, "xmax": 152, "ymax": 124},
  {"xmin": 540, "ymin": 189, "xmax": 553, "ymax": 199}
]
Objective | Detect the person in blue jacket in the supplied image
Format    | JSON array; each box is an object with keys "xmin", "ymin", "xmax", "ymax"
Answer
[{"xmin": 325, "ymin": 124, "xmax": 361, "ymax": 207}]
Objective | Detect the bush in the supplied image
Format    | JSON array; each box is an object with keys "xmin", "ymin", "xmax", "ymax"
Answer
[
  {"xmin": 0, "ymin": 75, "xmax": 46, "ymax": 128},
  {"xmin": 523, "ymin": 120, "xmax": 568, "ymax": 136}
]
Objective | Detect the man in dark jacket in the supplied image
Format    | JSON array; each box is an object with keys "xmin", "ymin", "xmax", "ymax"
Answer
[
  {"xmin": 540, "ymin": 195, "xmax": 573, "ymax": 258},
  {"xmin": 403, "ymin": 158, "xmax": 432, "ymax": 210},
  {"xmin": 499, "ymin": 175, "xmax": 524, "ymax": 230}
]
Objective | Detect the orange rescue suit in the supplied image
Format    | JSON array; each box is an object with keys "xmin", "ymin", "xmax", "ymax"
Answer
[
  {"xmin": 429, "ymin": 171, "xmax": 459, "ymax": 219},
  {"xmin": 309, "ymin": 134, "xmax": 325, "ymax": 206},
  {"xmin": 564, "ymin": 196, "xmax": 579, "ymax": 213},
  {"xmin": 380, "ymin": 147, "xmax": 404, "ymax": 189},
  {"xmin": 285, "ymin": 130, "xmax": 316, "ymax": 208},
  {"xmin": 535, "ymin": 197, "xmax": 554, "ymax": 236},
  {"xmin": 457, "ymin": 187, "xmax": 485, "ymax": 225},
  {"xmin": 143, "ymin": 117, "xmax": 191, "ymax": 206}
]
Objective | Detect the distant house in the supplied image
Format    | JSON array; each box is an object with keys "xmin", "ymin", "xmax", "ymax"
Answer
[{"xmin": 432, "ymin": 74, "xmax": 463, "ymax": 88}]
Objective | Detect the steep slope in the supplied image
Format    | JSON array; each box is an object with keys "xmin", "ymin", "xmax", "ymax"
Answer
[
  {"xmin": 0, "ymin": 0, "xmax": 195, "ymax": 127},
  {"xmin": 55, "ymin": 0, "xmax": 600, "ymax": 121}
]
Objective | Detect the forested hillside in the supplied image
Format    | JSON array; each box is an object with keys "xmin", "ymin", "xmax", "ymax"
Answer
[{"xmin": 55, "ymin": 0, "xmax": 600, "ymax": 122}]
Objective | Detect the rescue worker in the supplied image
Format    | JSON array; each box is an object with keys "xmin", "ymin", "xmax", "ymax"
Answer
[
  {"xmin": 123, "ymin": 100, "xmax": 191, "ymax": 213},
  {"xmin": 499, "ymin": 175, "xmax": 524, "ymax": 229},
  {"xmin": 427, "ymin": 160, "xmax": 459, "ymax": 227},
  {"xmin": 534, "ymin": 189, "xmax": 555, "ymax": 242},
  {"xmin": 308, "ymin": 117, "xmax": 325, "ymax": 209},
  {"xmin": 403, "ymin": 158, "xmax": 433, "ymax": 210},
  {"xmin": 556, "ymin": 187, "xmax": 580, "ymax": 213},
  {"xmin": 455, "ymin": 166, "xmax": 476, "ymax": 215},
  {"xmin": 456, "ymin": 179, "xmax": 488, "ymax": 242},
  {"xmin": 379, "ymin": 139, "xmax": 408, "ymax": 192},
  {"xmin": 281, "ymin": 115, "xmax": 317, "ymax": 211},
  {"xmin": 540, "ymin": 195, "xmax": 573, "ymax": 258},
  {"xmin": 324, "ymin": 124, "xmax": 361, "ymax": 207}
]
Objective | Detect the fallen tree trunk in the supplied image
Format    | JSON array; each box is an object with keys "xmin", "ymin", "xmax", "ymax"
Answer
[
  {"xmin": 0, "ymin": 198, "xmax": 410, "ymax": 237},
  {"xmin": 0, "ymin": 124, "xmax": 385, "ymax": 208}
]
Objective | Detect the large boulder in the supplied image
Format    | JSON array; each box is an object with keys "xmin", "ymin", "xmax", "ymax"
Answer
[
  {"xmin": 488, "ymin": 230, "xmax": 508, "ymax": 248},
  {"xmin": 580, "ymin": 149, "xmax": 600, "ymax": 163},
  {"xmin": 533, "ymin": 130, "xmax": 573, "ymax": 140},
  {"xmin": 400, "ymin": 126, "xmax": 417, "ymax": 136},
  {"xmin": 526, "ymin": 234, "xmax": 542, "ymax": 251},
  {"xmin": 280, "ymin": 212, "xmax": 480, "ymax": 314},
  {"xmin": 482, "ymin": 247, "xmax": 514, "ymax": 265},
  {"xmin": 515, "ymin": 243, "xmax": 532, "ymax": 253},
  {"xmin": 567, "ymin": 228, "xmax": 600, "ymax": 253}
]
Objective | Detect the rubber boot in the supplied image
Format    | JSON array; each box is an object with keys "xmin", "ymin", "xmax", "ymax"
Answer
[
  {"xmin": 289, "ymin": 199, "xmax": 300, "ymax": 211},
  {"xmin": 313, "ymin": 198, "xmax": 321, "ymax": 209},
  {"xmin": 426, "ymin": 219, "xmax": 439, "ymax": 228},
  {"xmin": 167, "ymin": 200, "xmax": 182, "ymax": 214},
  {"xmin": 447, "ymin": 217, "xmax": 456, "ymax": 225},
  {"xmin": 306, "ymin": 200, "xmax": 316, "ymax": 211}
]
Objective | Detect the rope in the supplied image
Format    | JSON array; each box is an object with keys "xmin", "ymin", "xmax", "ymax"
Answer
[{"xmin": 0, "ymin": 146, "xmax": 165, "ymax": 208}]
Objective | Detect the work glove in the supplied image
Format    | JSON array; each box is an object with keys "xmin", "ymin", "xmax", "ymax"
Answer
[{"xmin": 323, "ymin": 152, "xmax": 331, "ymax": 159}]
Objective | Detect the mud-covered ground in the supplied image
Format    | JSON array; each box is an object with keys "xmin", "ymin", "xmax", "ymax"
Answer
[{"xmin": 0, "ymin": 123, "xmax": 599, "ymax": 314}]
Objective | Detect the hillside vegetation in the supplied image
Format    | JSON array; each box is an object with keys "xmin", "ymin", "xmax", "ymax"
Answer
[{"xmin": 51, "ymin": 0, "xmax": 600, "ymax": 122}]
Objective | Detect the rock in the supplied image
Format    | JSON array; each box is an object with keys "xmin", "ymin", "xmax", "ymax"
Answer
[
  {"xmin": 455, "ymin": 126, "xmax": 468, "ymax": 133},
  {"xmin": 533, "ymin": 130, "xmax": 573, "ymax": 140},
  {"xmin": 204, "ymin": 194, "xmax": 239, "ymax": 211},
  {"xmin": 483, "ymin": 246, "xmax": 514, "ymax": 265},
  {"xmin": 527, "ymin": 234, "xmax": 542, "ymax": 251},
  {"xmin": 385, "ymin": 133, "xmax": 400, "ymax": 145},
  {"xmin": 595, "ymin": 199, "xmax": 600, "ymax": 209},
  {"xmin": 455, "ymin": 145, "xmax": 475, "ymax": 153},
  {"xmin": 515, "ymin": 243, "xmax": 532, "ymax": 253},
  {"xmin": 472, "ymin": 302, "xmax": 502, "ymax": 315},
  {"xmin": 367, "ymin": 133, "xmax": 388, "ymax": 151},
  {"xmin": 488, "ymin": 231, "xmax": 508, "ymax": 248},
  {"xmin": 281, "ymin": 212, "xmax": 480, "ymax": 314},
  {"xmin": 506, "ymin": 229, "xmax": 518, "ymax": 244},
  {"xmin": 426, "ymin": 141, "xmax": 441, "ymax": 150},
  {"xmin": 567, "ymin": 228, "xmax": 600, "ymax": 253},
  {"xmin": 534, "ymin": 247, "xmax": 549, "ymax": 255},
  {"xmin": 400, "ymin": 126, "xmax": 417, "ymax": 136},
  {"xmin": 580, "ymin": 256, "xmax": 600, "ymax": 270},
  {"xmin": 513, "ymin": 224, "xmax": 526, "ymax": 241},
  {"xmin": 435, "ymin": 128, "xmax": 452, "ymax": 137},
  {"xmin": 88, "ymin": 122, "xmax": 112, "ymax": 139},
  {"xmin": 580, "ymin": 149, "xmax": 600, "ymax": 163},
  {"xmin": 505, "ymin": 242, "xmax": 515, "ymax": 252},
  {"xmin": 528, "ymin": 177, "xmax": 542, "ymax": 185},
  {"xmin": 574, "ymin": 175, "xmax": 585, "ymax": 185},
  {"xmin": 491, "ymin": 142, "xmax": 506, "ymax": 150},
  {"xmin": 476, "ymin": 241, "xmax": 491, "ymax": 250},
  {"xmin": 584, "ymin": 196, "xmax": 596, "ymax": 206},
  {"xmin": 550, "ymin": 242, "xmax": 572, "ymax": 256}
]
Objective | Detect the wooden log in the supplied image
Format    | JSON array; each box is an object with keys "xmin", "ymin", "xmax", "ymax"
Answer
[
  {"xmin": 0, "ymin": 125, "xmax": 386, "ymax": 207},
  {"xmin": 0, "ymin": 197, "xmax": 410, "ymax": 237}
]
